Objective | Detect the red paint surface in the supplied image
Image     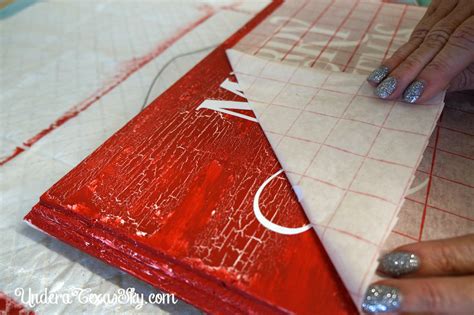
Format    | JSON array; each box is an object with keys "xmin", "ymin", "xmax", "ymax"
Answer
[
  {"xmin": 0, "ymin": 6, "xmax": 215, "ymax": 167},
  {"xmin": 24, "ymin": 1, "xmax": 356, "ymax": 313},
  {"xmin": 0, "ymin": 292, "xmax": 34, "ymax": 315}
]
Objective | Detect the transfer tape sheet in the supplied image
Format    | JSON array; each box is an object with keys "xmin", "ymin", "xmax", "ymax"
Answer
[
  {"xmin": 231, "ymin": 0, "xmax": 474, "ymax": 252},
  {"xmin": 226, "ymin": 48, "xmax": 445, "ymax": 304}
]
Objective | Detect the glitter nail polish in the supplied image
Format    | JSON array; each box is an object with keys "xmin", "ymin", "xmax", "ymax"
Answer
[
  {"xmin": 403, "ymin": 80, "xmax": 425, "ymax": 103},
  {"xmin": 361, "ymin": 284, "xmax": 402, "ymax": 313},
  {"xmin": 379, "ymin": 251, "xmax": 420, "ymax": 277},
  {"xmin": 375, "ymin": 76, "xmax": 397, "ymax": 99},
  {"xmin": 367, "ymin": 65, "xmax": 389, "ymax": 84}
]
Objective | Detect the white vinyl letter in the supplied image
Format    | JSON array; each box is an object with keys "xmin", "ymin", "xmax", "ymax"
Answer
[
  {"xmin": 197, "ymin": 76, "xmax": 257, "ymax": 122},
  {"xmin": 197, "ymin": 100, "xmax": 257, "ymax": 122}
]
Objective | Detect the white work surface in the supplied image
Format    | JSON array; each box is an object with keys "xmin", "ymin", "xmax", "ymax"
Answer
[{"xmin": 0, "ymin": 1, "xmax": 269, "ymax": 313}]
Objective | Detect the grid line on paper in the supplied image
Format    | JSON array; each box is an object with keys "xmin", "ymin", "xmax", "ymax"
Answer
[
  {"xmin": 236, "ymin": 70, "xmax": 444, "ymax": 115},
  {"xmin": 405, "ymin": 197, "xmax": 474, "ymax": 222},
  {"xmin": 241, "ymin": 1, "xmax": 423, "ymax": 75},
  {"xmin": 445, "ymin": 105, "xmax": 474, "ymax": 116},
  {"xmin": 296, "ymin": 88, "xmax": 357, "ymax": 186},
  {"xmin": 418, "ymin": 126, "xmax": 441, "ymax": 241},
  {"xmin": 428, "ymin": 147, "xmax": 473, "ymax": 161},
  {"xmin": 438, "ymin": 126, "xmax": 473, "ymax": 137},
  {"xmin": 269, "ymin": 68, "xmax": 334, "ymax": 148},
  {"xmin": 321, "ymin": 89, "xmax": 396, "ymax": 238},
  {"xmin": 256, "ymin": 63, "xmax": 309, "ymax": 144},
  {"xmin": 357, "ymin": 101, "xmax": 437, "ymax": 294},
  {"xmin": 341, "ymin": 1, "xmax": 384, "ymax": 71},
  {"xmin": 319, "ymin": 226, "xmax": 379, "ymax": 246},
  {"xmin": 417, "ymin": 170, "xmax": 474, "ymax": 190},
  {"xmin": 308, "ymin": 0, "xmax": 360, "ymax": 68},
  {"xmin": 280, "ymin": 0, "xmax": 336, "ymax": 61},
  {"xmin": 356, "ymin": 109, "xmax": 436, "ymax": 296},
  {"xmin": 382, "ymin": 4, "xmax": 409, "ymax": 62},
  {"xmin": 390, "ymin": 96, "xmax": 445, "ymax": 242},
  {"xmin": 392, "ymin": 229, "xmax": 418, "ymax": 241},
  {"xmin": 267, "ymin": 99, "xmax": 431, "ymax": 137},
  {"xmin": 239, "ymin": 73, "xmax": 437, "ymax": 139},
  {"xmin": 253, "ymin": 0, "xmax": 310, "ymax": 56},
  {"xmin": 388, "ymin": 97, "xmax": 474, "ymax": 241},
  {"xmin": 271, "ymin": 132, "xmax": 415, "ymax": 170}
]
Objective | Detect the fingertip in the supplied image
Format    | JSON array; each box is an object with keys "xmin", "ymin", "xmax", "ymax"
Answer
[
  {"xmin": 402, "ymin": 80, "xmax": 426, "ymax": 104},
  {"xmin": 361, "ymin": 283, "xmax": 402, "ymax": 313},
  {"xmin": 374, "ymin": 76, "xmax": 398, "ymax": 99},
  {"xmin": 367, "ymin": 80, "xmax": 378, "ymax": 87},
  {"xmin": 406, "ymin": 78, "xmax": 447, "ymax": 104},
  {"xmin": 367, "ymin": 65, "xmax": 390, "ymax": 85},
  {"xmin": 377, "ymin": 251, "xmax": 421, "ymax": 278}
]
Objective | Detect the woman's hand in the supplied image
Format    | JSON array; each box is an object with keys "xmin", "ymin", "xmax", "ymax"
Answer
[
  {"xmin": 367, "ymin": 0, "xmax": 474, "ymax": 104},
  {"xmin": 361, "ymin": 234, "xmax": 474, "ymax": 313}
]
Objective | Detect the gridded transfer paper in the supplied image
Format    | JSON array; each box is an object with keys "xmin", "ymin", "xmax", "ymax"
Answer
[{"xmin": 226, "ymin": 49, "xmax": 445, "ymax": 305}]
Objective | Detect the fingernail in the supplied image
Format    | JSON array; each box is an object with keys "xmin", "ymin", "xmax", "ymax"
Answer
[
  {"xmin": 362, "ymin": 284, "xmax": 402, "ymax": 313},
  {"xmin": 403, "ymin": 80, "xmax": 425, "ymax": 103},
  {"xmin": 378, "ymin": 251, "xmax": 420, "ymax": 277},
  {"xmin": 375, "ymin": 77, "xmax": 397, "ymax": 99},
  {"xmin": 367, "ymin": 65, "xmax": 389, "ymax": 84}
]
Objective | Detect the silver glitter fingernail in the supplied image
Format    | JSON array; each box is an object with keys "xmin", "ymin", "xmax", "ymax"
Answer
[
  {"xmin": 367, "ymin": 65, "xmax": 389, "ymax": 84},
  {"xmin": 362, "ymin": 284, "xmax": 402, "ymax": 313},
  {"xmin": 403, "ymin": 80, "xmax": 425, "ymax": 103},
  {"xmin": 379, "ymin": 251, "xmax": 420, "ymax": 277},
  {"xmin": 375, "ymin": 76, "xmax": 397, "ymax": 99}
]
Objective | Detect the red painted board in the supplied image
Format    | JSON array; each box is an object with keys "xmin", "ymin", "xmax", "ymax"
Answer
[
  {"xmin": 24, "ymin": 1, "xmax": 356, "ymax": 313},
  {"xmin": 0, "ymin": 292, "xmax": 35, "ymax": 315}
]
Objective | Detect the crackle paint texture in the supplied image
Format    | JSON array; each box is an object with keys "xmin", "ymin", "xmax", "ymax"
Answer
[{"xmin": 24, "ymin": 1, "xmax": 356, "ymax": 314}]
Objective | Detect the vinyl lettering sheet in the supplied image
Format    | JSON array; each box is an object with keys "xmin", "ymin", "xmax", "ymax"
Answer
[{"xmin": 227, "ymin": 48, "xmax": 445, "ymax": 304}]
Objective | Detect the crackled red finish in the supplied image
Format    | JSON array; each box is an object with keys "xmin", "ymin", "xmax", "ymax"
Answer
[
  {"xmin": 0, "ymin": 292, "xmax": 34, "ymax": 315},
  {"xmin": 25, "ymin": 1, "xmax": 356, "ymax": 313}
]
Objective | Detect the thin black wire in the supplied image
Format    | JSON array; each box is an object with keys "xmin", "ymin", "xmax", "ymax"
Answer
[{"xmin": 140, "ymin": 45, "xmax": 218, "ymax": 112}]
